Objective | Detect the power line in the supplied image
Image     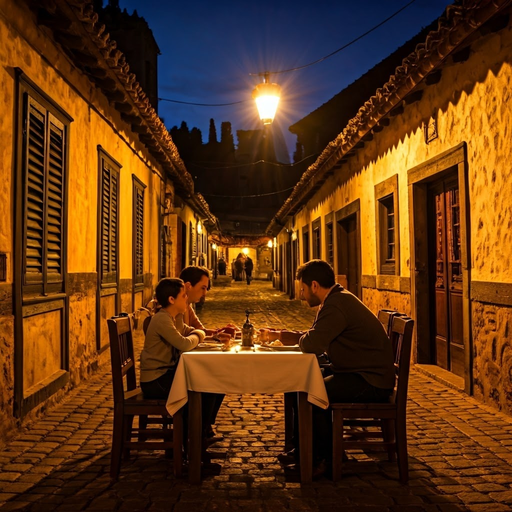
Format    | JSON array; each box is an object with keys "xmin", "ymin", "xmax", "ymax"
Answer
[
  {"xmin": 158, "ymin": 97, "xmax": 246, "ymax": 107},
  {"xmin": 258, "ymin": 0, "xmax": 418, "ymax": 75},
  {"xmin": 158, "ymin": 0, "xmax": 418, "ymax": 107},
  {"xmin": 200, "ymin": 186, "xmax": 296, "ymax": 199},
  {"xmin": 188, "ymin": 153, "xmax": 317, "ymax": 171}
]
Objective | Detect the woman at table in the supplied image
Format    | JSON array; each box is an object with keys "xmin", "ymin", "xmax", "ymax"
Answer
[{"xmin": 139, "ymin": 277, "xmax": 216, "ymax": 444}]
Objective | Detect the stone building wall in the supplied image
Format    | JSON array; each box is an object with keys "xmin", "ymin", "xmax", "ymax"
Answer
[
  {"xmin": 274, "ymin": 8, "xmax": 512, "ymax": 413},
  {"xmin": 0, "ymin": 0, "xmax": 166, "ymax": 443},
  {"xmin": 472, "ymin": 302, "xmax": 512, "ymax": 411}
]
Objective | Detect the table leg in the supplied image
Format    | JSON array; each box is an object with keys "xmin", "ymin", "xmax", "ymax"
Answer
[
  {"xmin": 188, "ymin": 390, "xmax": 202, "ymax": 484},
  {"xmin": 283, "ymin": 392, "xmax": 295, "ymax": 452},
  {"xmin": 297, "ymin": 391, "xmax": 312, "ymax": 484}
]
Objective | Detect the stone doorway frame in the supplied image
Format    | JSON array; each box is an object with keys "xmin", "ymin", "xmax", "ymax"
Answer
[{"xmin": 408, "ymin": 142, "xmax": 472, "ymax": 394}]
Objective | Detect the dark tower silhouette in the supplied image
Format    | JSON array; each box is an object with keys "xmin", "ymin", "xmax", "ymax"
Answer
[{"xmin": 94, "ymin": 0, "xmax": 160, "ymax": 112}]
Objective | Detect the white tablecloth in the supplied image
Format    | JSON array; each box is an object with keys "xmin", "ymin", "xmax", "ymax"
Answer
[{"xmin": 166, "ymin": 350, "xmax": 329, "ymax": 416}]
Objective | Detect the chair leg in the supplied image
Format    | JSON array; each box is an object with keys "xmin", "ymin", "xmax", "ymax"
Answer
[
  {"xmin": 382, "ymin": 419, "xmax": 396, "ymax": 462},
  {"xmin": 395, "ymin": 420, "xmax": 408, "ymax": 484},
  {"xmin": 123, "ymin": 415, "xmax": 134, "ymax": 460},
  {"xmin": 110, "ymin": 408, "xmax": 124, "ymax": 481},
  {"xmin": 332, "ymin": 409, "xmax": 343, "ymax": 481},
  {"xmin": 139, "ymin": 415, "xmax": 148, "ymax": 442},
  {"xmin": 173, "ymin": 411, "xmax": 183, "ymax": 478}
]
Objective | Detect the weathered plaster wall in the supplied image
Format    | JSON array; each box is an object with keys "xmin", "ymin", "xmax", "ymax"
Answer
[
  {"xmin": 277, "ymin": 12, "xmax": 512, "ymax": 412},
  {"xmin": 0, "ymin": 0, "xmax": 169, "ymax": 442},
  {"xmin": 362, "ymin": 288, "xmax": 412, "ymax": 319}
]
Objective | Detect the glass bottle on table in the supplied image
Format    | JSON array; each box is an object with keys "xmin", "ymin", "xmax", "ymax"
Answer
[{"xmin": 242, "ymin": 309, "xmax": 254, "ymax": 348}]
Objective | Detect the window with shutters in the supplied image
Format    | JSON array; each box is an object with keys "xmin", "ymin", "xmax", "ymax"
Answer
[
  {"xmin": 312, "ymin": 218, "xmax": 321, "ymax": 260},
  {"xmin": 20, "ymin": 92, "xmax": 69, "ymax": 296},
  {"xmin": 132, "ymin": 177, "xmax": 146, "ymax": 287},
  {"xmin": 375, "ymin": 175, "xmax": 400, "ymax": 276},
  {"xmin": 98, "ymin": 149, "xmax": 120, "ymax": 286}
]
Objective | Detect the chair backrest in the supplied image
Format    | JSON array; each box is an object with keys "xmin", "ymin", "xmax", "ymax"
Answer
[
  {"xmin": 378, "ymin": 309, "xmax": 399, "ymax": 337},
  {"xmin": 390, "ymin": 315, "xmax": 414, "ymax": 414},
  {"xmin": 107, "ymin": 315, "xmax": 137, "ymax": 404}
]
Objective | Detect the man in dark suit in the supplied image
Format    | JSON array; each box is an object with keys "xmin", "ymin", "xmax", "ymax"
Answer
[{"xmin": 280, "ymin": 259, "xmax": 394, "ymax": 477}]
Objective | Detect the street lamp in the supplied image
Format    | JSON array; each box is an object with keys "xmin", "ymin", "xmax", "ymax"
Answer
[{"xmin": 252, "ymin": 72, "xmax": 281, "ymax": 125}]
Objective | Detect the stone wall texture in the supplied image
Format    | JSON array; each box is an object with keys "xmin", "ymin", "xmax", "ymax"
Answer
[{"xmin": 472, "ymin": 302, "xmax": 512, "ymax": 414}]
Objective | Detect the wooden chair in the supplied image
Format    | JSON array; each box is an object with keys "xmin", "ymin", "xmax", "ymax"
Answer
[
  {"xmin": 378, "ymin": 309, "xmax": 399, "ymax": 337},
  {"xmin": 331, "ymin": 315, "xmax": 414, "ymax": 483},
  {"xmin": 107, "ymin": 314, "xmax": 183, "ymax": 481}
]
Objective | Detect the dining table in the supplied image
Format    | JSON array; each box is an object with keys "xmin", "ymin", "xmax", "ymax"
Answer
[{"xmin": 166, "ymin": 343, "xmax": 329, "ymax": 484}]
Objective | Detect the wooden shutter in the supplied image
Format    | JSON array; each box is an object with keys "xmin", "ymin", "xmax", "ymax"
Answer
[
  {"xmin": 47, "ymin": 115, "xmax": 64, "ymax": 283},
  {"xmin": 24, "ymin": 98, "xmax": 46, "ymax": 284},
  {"xmin": 134, "ymin": 185, "xmax": 144, "ymax": 284},
  {"xmin": 101, "ymin": 160, "xmax": 119, "ymax": 284}
]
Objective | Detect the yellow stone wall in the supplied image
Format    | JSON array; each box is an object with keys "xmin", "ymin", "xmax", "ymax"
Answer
[
  {"xmin": 0, "ymin": 0, "xmax": 172, "ymax": 442},
  {"xmin": 276, "ymin": 17, "xmax": 512, "ymax": 412}
]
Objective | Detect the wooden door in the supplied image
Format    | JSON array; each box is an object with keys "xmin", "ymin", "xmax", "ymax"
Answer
[
  {"xmin": 429, "ymin": 178, "xmax": 464, "ymax": 377},
  {"xmin": 336, "ymin": 213, "xmax": 361, "ymax": 298}
]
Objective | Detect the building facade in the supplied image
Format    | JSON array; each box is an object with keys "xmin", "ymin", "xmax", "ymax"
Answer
[
  {"xmin": 0, "ymin": 0, "xmax": 216, "ymax": 444},
  {"xmin": 269, "ymin": 0, "xmax": 512, "ymax": 413}
]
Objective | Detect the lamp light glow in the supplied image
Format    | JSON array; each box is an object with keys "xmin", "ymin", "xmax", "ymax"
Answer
[
  {"xmin": 267, "ymin": 240, "xmax": 273, "ymax": 248},
  {"xmin": 197, "ymin": 221, "xmax": 202, "ymax": 234},
  {"xmin": 242, "ymin": 247, "xmax": 249, "ymax": 255},
  {"xmin": 212, "ymin": 243, "xmax": 217, "ymax": 250},
  {"xmin": 252, "ymin": 72, "xmax": 281, "ymax": 125}
]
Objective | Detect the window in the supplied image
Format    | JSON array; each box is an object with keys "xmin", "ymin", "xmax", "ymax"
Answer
[
  {"xmin": 302, "ymin": 226, "xmax": 310, "ymax": 263},
  {"xmin": 326, "ymin": 222, "xmax": 334, "ymax": 266},
  {"xmin": 19, "ymin": 89, "xmax": 70, "ymax": 296},
  {"xmin": 98, "ymin": 149, "xmax": 120, "ymax": 286},
  {"xmin": 133, "ymin": 177, "xmax": 146, "ymax": 287},
  {"xmin": 375, "ymin": 175, "xmax": 399, "ymax": 275},
  {"xmin": 312, "ymin": 218, "xmax": 321, "ymax": 259}
]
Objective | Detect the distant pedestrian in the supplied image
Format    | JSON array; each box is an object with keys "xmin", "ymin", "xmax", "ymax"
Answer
[
  {"xmin": 234, "ymin": 254, "xmax": 244, "ymax": 281},
  {"xmin": 245, "ymin": 256, "xmax": 254, "ymax": 285},
  {"xmin": 218, "ymin": 257, "xmax": 227, "ymax": 275}
]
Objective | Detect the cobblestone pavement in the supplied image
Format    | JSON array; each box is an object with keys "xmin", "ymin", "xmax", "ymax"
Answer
[{"xmin": 2, "ymin": 280, "xmax": 512, "ymax": 511}]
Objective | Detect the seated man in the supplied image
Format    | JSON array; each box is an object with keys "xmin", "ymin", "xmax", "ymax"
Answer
[
  {"xmin": 179, "ymin": 266, "xmax": 224, "ymax": 440},
  {"xmin": 281, "ymin": 259, "xmax": 395, "ymax": 477}
]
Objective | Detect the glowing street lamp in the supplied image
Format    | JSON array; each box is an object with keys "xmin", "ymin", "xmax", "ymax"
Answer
[
  {"xmin": 252, "ymin": 72, "xmax": 281, "ymax": 125},
  {"xmin": 267, "ymin": 240, "xmax": 273, "ymax": 248}
]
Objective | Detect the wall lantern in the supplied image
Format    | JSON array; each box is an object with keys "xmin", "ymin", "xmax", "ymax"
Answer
[
  {"xmin": 291, "ymin": 230, "xmax": 297, "ymax": 241},
  {"xmin": 252, "ymin": 72, "xmax": 281, "ymax": 125},
  {"xmin": 212, "ymin": 243, "xmax": 217, "ymax": 250},
  {"xmin": 267, "ymin": 240, "xmax": 273, "ymax": 248},
  {"xmin": 197, "ymin": 221, "xmax": 202, "ymax": 234},
  {"xmin": 242, "ymin": 247, "xmax": 249, "ymax": 255}
]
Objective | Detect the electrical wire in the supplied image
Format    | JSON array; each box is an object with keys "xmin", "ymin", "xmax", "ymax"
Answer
[
  {"xmin": 188, "ymin": 153, "xmax": 317, "ymax": 171},
  {"xmin": 200, "ymin": 186, "xmax": 296, "ymax": 199},
  {"xmin": 157, "ymin": 0, "xmax": 418, "ymax": 107},
  {"xmin": 257, "ymin": 0, "xmax": 418, "ymax": 76}
]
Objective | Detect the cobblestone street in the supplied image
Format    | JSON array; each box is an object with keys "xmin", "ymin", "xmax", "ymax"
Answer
[{"xmin": 2, "ymin": 280, "xmax": 512, "ymax": 511}]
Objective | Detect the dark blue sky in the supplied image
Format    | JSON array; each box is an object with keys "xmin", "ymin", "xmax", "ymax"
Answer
[{"xmin": 118, "ymin": 0, "xmax": 452, "ymax": 161}]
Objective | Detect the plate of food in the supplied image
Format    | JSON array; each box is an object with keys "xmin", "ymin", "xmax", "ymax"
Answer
[
  {"xmin": 261, "ymin": 340, "xmax": 301, "ymax": 351},
  {"xmin": 195, "ymin": 342, "xmax": 223, "ymax": 351}
]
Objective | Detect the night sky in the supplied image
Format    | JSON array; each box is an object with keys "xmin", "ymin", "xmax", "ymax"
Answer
[{"xmin": 117, "ymin": 0, "xmax": 453, "ymax": 161}]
